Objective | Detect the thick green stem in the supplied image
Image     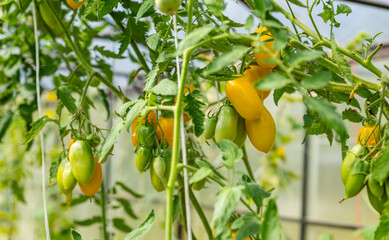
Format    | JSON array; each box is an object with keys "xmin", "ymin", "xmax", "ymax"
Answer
[
  {"xmin": 242, "ymin": 146, "xmax": 255, "ymax": 180},
  {"xmin": 188, "ymin": 188, "xmax": 213, "ymax": 239},
  {"xmin": 100, "ymin": 182, "xmax": 109, "ymax": 240}
]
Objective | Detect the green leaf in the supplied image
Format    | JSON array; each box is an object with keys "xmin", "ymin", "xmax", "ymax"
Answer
[
  {"xmin": 119, "ymin": 21, "xmax": 132, "ymax": 55},
  {"xmin": 150, "ymin": 79, "xmax": 178, "ymax": 96},
  {"xmin": 331, "ymin": 34, "xmax": 354, "ymax": 82},
  {"xmin": 372, "ymin": 143, "xmax": 389, "ymax": 184},
  {"xmin": 49, "ymin": 157, "xmax": 60, "ymax": 186},
  {"xmin": 219, "ymin": 140, "xmax": 243, "ymax": 169},
  {"xmin": 241, "ymin": 179, "xmax": 270, "ymax": 208},
  {"xmin": 74, "ymin": 216, "xmax": 102, "ymax": 226},
  {"xmin": 213, "ymin": 186, "xmax": 243, "ymax": 237},
  {"xmin": 356, "ymin": 225, "xmax": 377, "ymax": 240},
  {"xmin": 116, "ymin": 198, "xmax": 138, "ymax": 219},
  {"xmin": 136, "ymin": 0, "xmax": 154, "ymax": 22},
  {"xmin": 176, "ymin": 26, "xmax": 213, "ymax": 55},
  {"xmin": 287, "ymin": 0, "xmax": 306, "ymax": 8},
  {"xmin": 301, "ymin": 71, "xmax": 331, "ymax": 89},
  {"xmin": 57, "ymin": 86, "xmax": 77, "ymax": 114},
  {"xmin": 317, "ymin": 233, "xmax": 333, "ymax": 240},
  {"xmin": 144, "ymin": 64, "xmax": 159, "ymax": 90},
  {"xmin": 204, "ymin": 0, "xmax": 226, "ymax": 17},
  {"xmin": 0, "ymin": 111, "xmax": 13, "ymax": 143},
  {"xmin": 116, "ymin": 182, "xmax": 143, "ymax": 198},
  {"xmin": 0, "ymin": 0, "xmax": 13, "ymax": 7},
  {"xmin": 290, "ymin": 50, "xmax": 324, "ymax": 68},
  {"xmin": 273, "ymin": 86, "xmax": 295, "ymax": 105},
  {"xmin": 113, "ymin": 218, "xmax": 133, "ymax": 232},
  {"xmin": 255, "ymin": 73, "xmax": 293, "ymax": 90},
  {"xmin": 261, "ymin": 198, "xmax": 281, "ymax": 240},
  {"xmin": 11, "ymin": 180, "xmax": 25, "ymax": 203},
  {"xmin": 342, "ymin": 108, "xmax": 364, "ymax": 123},
  {"xmin": 94, "ymin": 46, "xmax": 125, "ymax": 59},
  {"xmin": 125, "ymin": 99, "xmax": 146, "ymax": 131},
  {"xmin": 71, "ymin": 229, "xmax": 82, "ymax": 240},
  {"xmin": 98, "ymin": 0, "xmax": 120, "ymax": 18},
  {"xmin": 273, "ymin": 29, "xmax": 289, "ymax": 51},
  {"xmin": 190, "ymin": 167, "xmax": 212, "ymax": 184},
  {"xmin": 374, "ymin": 202, "xmax": 389, "ymax": 240},
  {"xmin": 336, "ymin": 3, "xmax": 352, "ymax": 16},
  {"xmin": 24, "ymin": 116, "xmax": 50, "ymax": 144},
  {"xmin": 245, "ymin": 15, "xmax": 254, "ymax": 31},
  {"xmin": 99, "ymin": 120, "xmax": 125, "ymax": 163},
  {"xmin": 123, "ymin": 210, "xmax": 155, "ymax": 240},
  {"xmin": 203, "ymin": 46, "xmax": 248, "ymax": 75},
  {"xmin": 231, "ymin": 214, "xmax": 261, "ymax": 240},
  {"xmin": 81, "ymin": 0, "xmax": 96, "ymax": 18},
  {"xmin": 184, "ymin": 90, "xmax": 206, "ymax": 136},
  {"xmin": 146, "ymin": 34, "xmax": 159, "ymax": 52}
]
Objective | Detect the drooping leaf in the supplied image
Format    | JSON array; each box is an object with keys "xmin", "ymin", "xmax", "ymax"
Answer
[
  {"xmin": 342, "ymin": 108, "xmax": 364, "ymax": 123},
  {"xmin": 301, "ymin": 71, "xmax": 331, "ymax": 89},
  {"xmin": 190, "ymin": 167, "xmax": 212, "ymax": 184},
  {"xmin": 24, "ymin": 116, "xmax": 50, "ymax": 144},
  {"xmin": 71, "ymin": 229, "xmax": 83, "ymax": 240},
  {"xmin": 136, "ymin": 0, "xmax": 154, "ymax": 22},
  {"xmin": 231, "ymin": 214, "xmax": 261, "ymax": 240},
  {"xmin": 261, "ymin": 198, "xmax": 281, "ymax": 240},
  {"xmin": 255, "ymin": 73, "xmax": 293, "ymax": 90},
  {"xmin": 218, "ymin": 140, "xmax": 243, "ymax": 169},
  {"xmin": 125, "ymin": 99, "xmax": 146, "ymax": 131},
  {"xmin": 203, "ymin": 46, "xmax": 248, "ymax": 75},
  {"xmin": 98, "ymin": 0, "xmax": 120, "ymax": 18},
  {"xmin": 150, "ymin": 79, "xmax": 178, "ymax": 96},
  {"xmin": 289, "ymin": 50, "xmax": 324, "ymax": 68},
  {"xmin": 116, "ymin": 182, "xmax": 143, "ymax": 198},
  {"xmin": 113, "ymin": 218, "xmax": 133, "ymax": 232},
  {"xmin": 287, "ymin": 0, "xmax": 306, "ymax": 8},
  {"xmin": 372, "ymin": 142, "xmax": 389, "ymax": 184},
  {"xmin": 99, "ymin": 120, "xmax": 125, "ymax": 163},
  {"xmin": 57, "ymin": 86, "xmax": 77, "ymax": 114},
  {"xmin": 336, "ymin": 3, "xmax": 352, "ymax": 16},
  {"xmin": 74, "ymin": 216, "xmax": 102, "ymax": 226},
  {"xmin": 94, "ymin": 46, "xmax": 125, "ymax": 59},
  {"xmin": 123, "ymin": 210, "xmax": 155, "ymax": 240},
  {"xmin": 116, "ymin": 198, "xmax": 138, "ymax": 219},
  {"xmin": 81, "ymin": 0, "xmax": 96, "ymax": 19},
  {"xmin": 0, "ymin": 111, "xmax": 13, "ymax": 143},
  {"xmin": 374, "ymin": 202, "xmax": 389, "ymax": 240},
  {"xmin": 184, "ymin": 90, "xmax": 206, "ymax": 136},
  {"xmin": 176, "ymin": 26, "xmax": 213, "ymax": 55},
  {"xmin": 49, "ymin": 157, "xmax": 60, "ymax": 186}
]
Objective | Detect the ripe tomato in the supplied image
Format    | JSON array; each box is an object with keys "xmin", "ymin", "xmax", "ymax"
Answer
[
  {"xmin": 150, "ymin": 148, "xmax": 172, "ymax": 192},
  {"xmin": 245, "ymin": 106, "xmax": 276, "ymax": 153},
  {"xmin": 69, "ymin": 140, "xmax": 95, "ymax": 185},
  {"xmin": 132, "ymin": 111, "xmax": 157, "ymax": 147},
  {"xmin": 66, "ymin": 0, "xmax": 86, "ymax": 9},
  {"xmin": 251, "ymin": 27, "xmax": 280, "ymax": 69},
  {"xmin": 79, "ymin": 157, "xmax": 103, "ymax": 197},
  {"xmin": 234, "ymin": 115, "xmax": 247, "ymax": 148},
  {"xmin": 214, "ymin": 105, "xmax": 238, "ymax": 144},
  {"xmin": 357, "ymin": 124, "xmax": 380, "ymax": 147},
  {"xmin": 155, "ymin": 0, "xmax": 181, "ymax": 15},
  {"xmin": 136, "ymin": 147, "xmax": 153, "ymax": 173},
  {"xmin": 243, "ymin": 67, "xmax": 271, "ymax": 100},
  {"xmin": 156, "ymin": 118, "xmax": 174, "ymax": 147},
  {"xmin": 226, "ymin": 77, "xmax": 263, "ymax": 120}
]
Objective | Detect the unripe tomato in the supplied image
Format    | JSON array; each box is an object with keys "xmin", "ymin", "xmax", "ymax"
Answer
[
  {"xmin": 38, "ymin": 0, "xmax": 64, "ymax": 38},
  {"xmin": 69, "ymin": 140, "xmax": 95, "ymax": 185},
  {"xmin": 203, "ymin": 118, "xmax": 217, "ymax": 140},
  {"xmin": 214, "ymin": 106, "xmax": 238, "ymax": 144},
  {"xmin": 340, "ymin": 144, "xmax": 364, "ymax": 185},
  {"xmin": 357, "ymin": 124, "xmax": 380, "ymax": 147},
  {"xmin": 57, "ymin": 160, "xmax": 66, "ymax": 194},
  {"xmin": 137, "ymin": 124, "xmax": 156, "ymax": 147},
  {"xmin": 251, "ymin": 27, "xmax": 280, "ymax": 69},
  {"xmin": 153, "ymin": 156, "xmax": 166, "ymax": 178},
  {"xmin": 245, "ymin": 107, "xmax": 275, "ymax": 153},
  {"xmin": 132, "ymin": 111, "xmax": 157, "ymax": 147},
  {"xmin": 87, "ymin": 134, "xmax": 101, "ymax": 148},
  {"xmin": 62, "ymin": 161, "xmax": 77, "ymax": 191},
  {"xmin": 243, "ymin": 67, "xmax": 270, "ymax": 100},
  {"xmin": 66, "ymin": 0, "xmax": 86, "ymax": 9},
  {"xmin": 156, "ymin": 118, "xmax": 174, "ymax": 147},
  {"xmin": 79, "ymin": 157, "xmax": 103, "ymax": 197},
  {"xmin": 150, "ymin": 148, "xmax": 172, "ymax": 192},
  {"xmin": 226, "ymin": 77, "xmax": 263, "ymax": 120},
  {"xmin": 368, "ymin": 175, "xmax": 384, "ymax": 199},
  {"xmin": 136, "ymin": 147, "xmax": 153, "ymax": 173},
  {"xmin": 155, "ymin": 0, "xmax": 181, "ymax": 15},
  {"xmin": 234, "ymin": 115, "xmax": 247, "ymax": 148},
  {"xmin": 367, "ymin": 184, "xmax": 387, "ymax": 214},
  {"xmin": 192, "ymin": 178, "xmax": 206, "ymax": 191},
  {"xmin": 344, "ymin": 160, "xmax": 370, "ymax": 200}
]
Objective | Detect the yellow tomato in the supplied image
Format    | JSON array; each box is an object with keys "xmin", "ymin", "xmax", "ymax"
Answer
[
  {"xmin": 156, "ymin": 118, "xmax": 174, "ymax": 147},
  {"xmin": 131, "ymin": 111, "xmax": 157, "ymax": 147},
  {"xmin": 357, "ymin": 124, "xmax": 380, "ymax": 147},
  {"xmin": 226, "ymin": 77, "xmax": 264, "ymax": 120},
  {"xmin": 245, "ymin": 106, "xmax": 276, "ymax": 153},
  {"xmin": 79, "ymin": 157, "xmax": 103, "ymax": 197},
  {"xmin": 66, "ymin": 0, "xmax": 86, "ymax": 10},
  {"xmin": 243, "ymin": 67, "xmax": 270, "ymax": 100},
  {"xmin": 251, "ymin": 27, "xmax": 280, "ymax": 69}
]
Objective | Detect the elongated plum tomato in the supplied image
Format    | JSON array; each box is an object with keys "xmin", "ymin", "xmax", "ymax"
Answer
[
  {"xmin": 344, "ymin": 160, "xmax": 369, "ymax": 199},
  {"xmin": 226, "ymin": 77, "xmax": 263, "ymax": 120},
  {"xmin": 79, "ymin": 157, "xmax": 103, "ymax": 197},
  {"xmin": 62, "ymin": 161, "xmax": 77, "ymax": 191},
  {"xmin": 234, "ymin": 115, "xmax": 247, "ymax": 148},
  {"xmin": 69, "ymin": 140, "xmax": 95, "ymax": 185},
  {"xmin": 38, "ymin": 0, "xmax": 64, "ymax": 38},
  {"xmin": 243, "ymin": 68, "xmax": 270, "ymax": 100},
  {"xmin": 66, "ymin": 0, "xmax": 86, "ymax": 9},
  {"xmin": 340, "ymin": 144, "xmax": 363, "ymax": 185},
  {"xmin": 203, "ymin": 118, "xmax": 217, "ymax": 140},
  {"xmin": 357, "ymin": 124, "xmax": 380, "ymax": 147},
  {"xmin": 156, "ymin": 118, "xmax": 174, "ymax": 147},
  {"xmin": 214, "ymin": 106, "xmax": 238, "ymax": 144},
  {"xmin": 57, "ymin": 160, "xmax": 67, "ymax": 194},
  {"xmin": 245, "ymin": 106, "xmax": 276, "ymax": 153},
  {"xmin": 155, "ymin": 0, "xmax": 181, "ymax": 15},
  {"xmin": 251, "ymin": 27, "xmax": 280, "ymax": 69},
  {"xmin": 136, "ymin": 147, "xmax": 153, "ymax": 173},
  {"xmin": 150, "ymin": 148, "xmax": 172, "ymax": 192},
  {"xmin": 131, "ymin": 111, "xmax": 157, "ymax": 147}
]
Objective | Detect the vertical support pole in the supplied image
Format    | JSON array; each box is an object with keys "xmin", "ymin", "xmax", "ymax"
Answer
[{"xmin": 300, "ymin": 131, "xmax": 310, "ymax": 240}]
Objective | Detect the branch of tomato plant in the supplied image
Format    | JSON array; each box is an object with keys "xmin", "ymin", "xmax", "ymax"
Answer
[
  {"xmin": 188, "ymin": 187, "xmax": 214, "ymax": 239},
  {"xmin": 242, "ymin": 146, "xmax": 255, "ymax": 180},
  {"xmin": 268, "ymin": 0, "xmax": 383, "ymax": 78},
  {"xmin": 110, "ymin": 14, "xmax": 151, "ymax": 74},
  {"xmin": 45, "ymin": 1, "xmax": 128, "ymax": 102},
  {"xmin": 284, "ymin": 0, "xmax": 302, "ymax": 42},
  {"xmin": 306, "ymin": 0, "xmax": 322, "ymax": 40}
]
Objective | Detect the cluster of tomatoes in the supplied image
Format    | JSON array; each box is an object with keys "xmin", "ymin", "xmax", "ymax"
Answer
[
  {"xmin": 340, "ymin": 122, "xmax": 385, "ymax": 213},
  {"xmin": 57, "ymin": 138, "xmax": 103, "ymax": 205},
  {"xmin": 204, "ymin": 27, "xmax": 279, "ymax": 153}
]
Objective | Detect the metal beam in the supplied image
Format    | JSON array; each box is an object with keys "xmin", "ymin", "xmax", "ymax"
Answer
[{"xmin": 339, "ymin": 0, "xmax": 389, "ymax": 10}]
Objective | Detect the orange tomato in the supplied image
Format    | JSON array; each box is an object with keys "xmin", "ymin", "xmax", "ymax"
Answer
[
  {"xmin": 131, "ymin": 111, "xmax": 157, "ymax": 147},
  {"xmin": 243, "ymin": 67, "xmax": 271, "ymax": 100},
  {"xmin": 245, "ymin": 106, "xmax": 276, "ymax": 153},
  {"xmin": 79, "ymin": 157, "xmax": 103, "ymax": 197},
  {"xmin": 69, "ymin": 139, "xmax": 75, "ymax": 150},
  {"xmin": 66, "ymin": 0, "xmax": 86, "ymax": 10},
  {"xmin": 251, "ymin": 27, "xmax": 280, "ymax": 69},
  {"xmin": 226, "ymin": 77, "xmax": 264, "ymax": 120},
  {"xmin": 357, "ymin": 124, "xmax": 380, "ymax": 147},
  {"xmin": 156, "ymin": 118, "xmax": 174, "ymax": 147}
]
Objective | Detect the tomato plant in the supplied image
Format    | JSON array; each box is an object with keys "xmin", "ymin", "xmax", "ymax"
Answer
[{"xmin": 1, "ymin": 0, "xmax": 389, "ymax": 239}]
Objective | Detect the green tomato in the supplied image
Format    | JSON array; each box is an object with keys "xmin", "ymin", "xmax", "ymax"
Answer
[
  {"xmin": 368, "ymin": 174, "xmax": 384, "ymax": 199},
  {"xmin": 150, "ymin": 148, "xmax": 172, "ymax": 192},
  {"xmin": 367, "ymin": 184, "xmax": 387, "ymax": 214},
  {"xmin": 341, "ymin": 144, "xmax": 364, "ymax": 185},
  {"xmin": 234, "ymin": 114, "xmax": 247, "ymax": 148},
  {"xmin": 344, "ymin": 160, "xmax": 370, "ymax": 200},
  {"xmin": 136, "ymin": 147, "xmax": 153, "ymax": 173},
  {"xmin": 138, "ymin": 124, "xmax": 156, "ymax": 147},
  {"xmin": 57, "ymin": 160, "xmax": 66, "ymax": 194},
  {"xmin": 62, "ymin": 161, "xmax": 77, "ymax": 192},
  {"xmin": 69, "ymin": 140, "xmax": 95, "ymax": 185},
  {"xmin": 87, "ymin": 134, "xmax": 101, "ymax": 148},
  {"xmin": 153, "ymin": 156, "xmax": 166, "ymax": 178},
  {"xmin": 203, "ymin": 118, "xmax": 216, "ymax": 140},
  {"xmin": 214, "ymin": 105, "xmax": 238, "ymax": 144},
  {"xmin": 192, "ymin": 178, "xmax": 206, "ymax": 191},
  {"xmin": 38, "ymin": 0, "xmax": 64, "ymax": 38},
  {"xmin": 155, "ymin": 0, "xmax": 181, "ymax": 15}
]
